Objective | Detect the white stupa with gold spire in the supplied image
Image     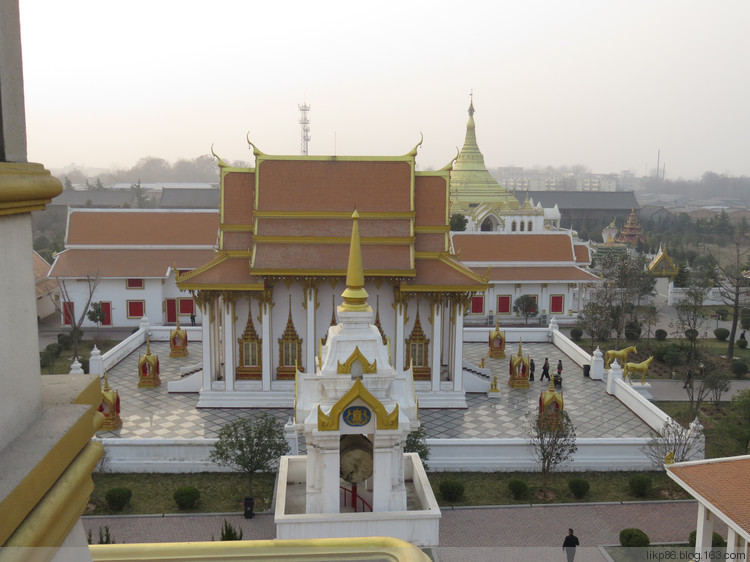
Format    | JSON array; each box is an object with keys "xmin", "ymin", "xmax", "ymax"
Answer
[{"xmin": 279, "ymin": 211, "xmax": 437, "ymax": 546}]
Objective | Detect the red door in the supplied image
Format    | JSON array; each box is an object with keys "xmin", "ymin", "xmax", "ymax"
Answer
[
  {"xmin": 101, "ymin": 302, "xmax": 112, "ymax": 326},
  {"xmin": 166, "ymin": 299, "xmax": 177, "ymax": 323}
]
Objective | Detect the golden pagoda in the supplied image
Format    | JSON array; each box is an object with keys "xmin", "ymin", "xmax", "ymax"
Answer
[
  {"xmin": 169, "ymin": 317, "xmax": 188, "ymax": 357},
  {"xmin": 99, "ymin": 371, "xmax": 122, "ymax": 431},
  {"xmin": 487, "ymin": 319, "xmax": 506, "ymax": 359},
  {"xmin": 137, "ymin": 338, "xmax": 161, "ymax": 388},
  {"xmin": 508, "ymin": 340, "xmax": 530, "ymax": 389},
  {"xmin": 450, "ymin": 97, "xmax": 520, "ymax": 214},
  {"xmin": 539, "ymin": 377, "xmax": 564, "ymax": 430}
]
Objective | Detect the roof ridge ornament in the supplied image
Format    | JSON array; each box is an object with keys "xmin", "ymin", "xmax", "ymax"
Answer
[
  {"xmin": 246, "ymin": 132, "xmax": 266, "ymax": 157},
  {"xmin": 405, "ymin": 133, "xmax": 424, "ymax": 157},
  {"xmin": 210, "ymin": 144, "xmax": 228, "ymax": 168}
]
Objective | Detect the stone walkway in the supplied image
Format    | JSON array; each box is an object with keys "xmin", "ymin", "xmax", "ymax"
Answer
[{"xmin": 83, "ymin": 500, "xmax": 719, "ymax": 561}]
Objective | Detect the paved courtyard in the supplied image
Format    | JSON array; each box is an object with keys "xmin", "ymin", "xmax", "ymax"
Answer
[{"xmin": 96, "ymin": 341, "xmax": 652, "ymax": 441}]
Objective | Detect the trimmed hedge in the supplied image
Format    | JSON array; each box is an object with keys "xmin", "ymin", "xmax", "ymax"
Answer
[
  {"xmin": 507, "ymin": 479, "xmax": 529, "ymax": 500},
  {"xmin": 439, "ymin": 479, "xmax": 465, "ymax": 502},
  {"xmin": 568, "ymin": 478, "xmax": 590, "ymax": 499},
  {"xmin": 738, "ymin": 339, "xmax": 748, "ymax": 349},
  {"xmin": 731, "ymin": 360, "xmax": 748, "ymax": 378},
  {"xmin": 173, "ymin": 485, "xmax": 200, "ymax": 509},
  {"xmin": 628, "ymin": 475, "xmax": 652, "ymax": 498},
  {"xmin": 620, "ymin": 528, "xmax": 650, "ymax": 547},
  {"xmin": 570, "ymin": 327, "xmax": 583, "ymax": 342},
  {"xmin": 714, "ymin": 328, "xmax": 730, "ymax": 341},
  {"xmin": 688, "ymin": 530, "xmax": 726, "ymax": 547},
  {"xmin": 655, "ymin": 329, "xmax": 667, "ymax": 341},
  {"xmin": 105, "ymin": 487, "xmax": 132, "ymax": 511}
]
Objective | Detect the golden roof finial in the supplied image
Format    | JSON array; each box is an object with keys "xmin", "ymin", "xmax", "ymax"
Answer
[
  {"xmin": 548, "ymin": 376, "xmax": 555, "ymax": 392},
  {"xmin": 146, "ymin": 336, "xmax": 151, "ymax": 355},
  {"xmin": 103, "ymin": 370, "xmax": 111, "ymax": 392},
  {"xmin": 517, "ymin": 339, "xmax": 523, "ymax": 356},
  {"xmin": 341, "ymin": 210, "xmax": 371, "ymax": 312}
]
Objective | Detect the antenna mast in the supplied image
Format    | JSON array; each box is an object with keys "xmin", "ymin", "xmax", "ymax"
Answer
[{"xmin": 298, "ymin": 103, "xmax": 311, "ymax": 155}]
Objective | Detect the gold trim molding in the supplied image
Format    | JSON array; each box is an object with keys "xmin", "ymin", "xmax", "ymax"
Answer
[
  {"xmin": 337, "ymin": 346, "xmax": 378, "ymax": 375},
  {"xmin": 0, "ymin": 162, "xmax": 63, "ymax": 216},
  {"xmin": 318, "ymin": 378, "xmax": 398, "ymax": 431}
]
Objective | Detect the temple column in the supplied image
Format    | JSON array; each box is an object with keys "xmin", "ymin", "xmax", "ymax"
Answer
[
  {"xmin": 430, "ymin": 300, "xmax": 442, "ymax": 392},
  {"xmin": 222, "ymin": 293, "xmax": 235, "ymax": 392},
  {"xmin": 695, "ymin": 504, "xmax": 715, "ymax": 555},
  {"xmin": 541, "ymin": 283, "xmax": 548, "ymax": 318},
  {"xmin": 304, "ymin": 280, "xmax": 317, "ymax": 374},
  {"xmin": 372, "ymin": 433, "xmax": 405, "ymax": 512},
  {"xmin": 452, "ymin": 297, "xmax": 465, "ymax": 392},
  {"xmin": 261, "ymin": 288, "xmax": 273, "ymax": 391},
  {"xmin": 200, "ymin": 298, "xmax": 212, "ymax": 390},
  {"xmin": 213, "ymin": 298, "xmax": 223, "ymax": 381},
  {"xmin": 305, "ymin": 432, "xmax": 340, "ymax": 514},
  {"xmin": 394, "ymin": 288, "xmax": 405, "ymax": 371}
]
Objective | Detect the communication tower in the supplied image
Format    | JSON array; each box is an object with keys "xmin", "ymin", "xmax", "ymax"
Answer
[{"xmin": 298, "ymin": 103, "xmax": 311, "ymax": 155}]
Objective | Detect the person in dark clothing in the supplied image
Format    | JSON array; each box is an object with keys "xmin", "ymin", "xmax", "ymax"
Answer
[
  {"xmin": 563, "ymin": 528, "xmax": 579, "ymax": 562},
  {"xmin": 741, "ymin": 330, "xmax": 746, "ymax": 340},
  {"xmin": 540, "ymin": 358, "xmax": 550, "ymax": 381},
  {"xmin": 557, "ymin": 360, "xmax": 563, "ymax": 376},
  {"xmin": 529, "ymin": 359, "xmax": 535, "ymax": 381},
  {"xmin": 683, "ymin": 368, "xmax": 693, "ymax": 389},
  {"xmin": 190, "ymin": 312, "xmax": 196, "ymax": 326}
]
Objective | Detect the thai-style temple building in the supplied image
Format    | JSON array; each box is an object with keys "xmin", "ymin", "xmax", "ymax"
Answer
[
  {"xmin": 614, "ymin": 209, "xmax": 644, "ymax": 246},
  {"xmin": 448, "ymin": 100, "xmax": 599, "ymax": 323},
  {"xmin": 175, "ymin": 142, "xmax": 487, "ymax": 409}
]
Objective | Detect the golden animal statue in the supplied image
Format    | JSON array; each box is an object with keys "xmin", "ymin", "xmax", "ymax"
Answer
[
  {"xmin": 623, "ymin": 356, "xmax": 654, "ymax": 385},
  {"xmin": 605, "ymin": 346, "xmax": 637, "ymax": 370}
]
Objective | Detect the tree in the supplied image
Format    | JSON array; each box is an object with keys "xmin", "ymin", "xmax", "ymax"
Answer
[
  {"xmin": 673, "ymin": 268, "xmax": 712, "ymax": 364},
  {"xmin": 513, "ymin": 295, "xmax": 539, "ymax": 325},
  {"xmin": 641, "ymin": 418, "xmax": 704, "ymax": 469},
  {"xmin": 209, "ymin": 414, "xmax": 290, "ymax": 502},
  {"xmin": 526, "ymin": 411, "xmax": 577, "ymax": 492},
  {"xmin": 87, "ymin": 301, "xmax": 106, "ymax": 337},
  {"xmin": 641, "ymin": 302, "xmax": 660, "ymax": 345},
  {"xmin": 717, "ymin": 390, "xmax": 750, "ymax": 455},
  {"xmin": 404, "ymin": 424, "xmax": 430, "ymax": 470},
  {"xmin": 48, "ymin": 272, "xmax": 101, "ymax": 361},
  {"xmin": 130, "ymin": 180, "xmax": 153, "ymax": 208},
  {"xmin": 576, "ymin": 301, "xmax": 609, "ymax": 349},
  {"xmin": 707, "ymin": 225, "xmax": 749, "ymax": 358},
  {"xmin": 449, "ymin": 213, "xmax": 467, "ymax": 232}
]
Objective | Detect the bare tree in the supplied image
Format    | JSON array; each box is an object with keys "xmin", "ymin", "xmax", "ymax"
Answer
[
  {"xmin": 707, "ymin": 225, "xmax": 749, "ymax": 358},
  {"xmin": 526, "ymin": 411, "xmax": 577, "ymax": 492},
  {"xmin": 673, "ymin": 269, "xmax": 712, "ymax": 364},
  {"xmin": 48, "ymin": 272, "xmax": 101, "ymax": 360},
  {"xmin": 642, "ymin": 418, "xmax": 704, "ymax": 469}
]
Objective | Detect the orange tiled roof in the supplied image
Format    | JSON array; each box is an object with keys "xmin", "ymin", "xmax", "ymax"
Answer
[
  {"xmin": 177, "ymin": 256, "xmax": 263, "ymax": 288},
  {"xmin": 668, "ymin": 457, "xmax": 750, "ymax": 533},
  {"xmin": 573, "ymin": 244, "xmax": 590, "ymax": 264},
  {"xmin": 452, "ymin": 233, "xmax": 576, "ymax": 262},
  {"xmin": 402, "ymin": 256, "xmax": 487, "ymax": 291},
  {"xmin": 472, "ymin": 266, "xmax": 600, "ymax": 282},
  {"xmin": 66, "ymin": 210, "xmax": 219, "ymax": 246},
  {"xmin": 251, "ymin": 243, "xmax": 412, "ymax": 274},
  {"xmin": 49, "ymin": 249, "xmax": 215, "ymax": 278},
  {"xmin": 33, "ymin": 252, "xmax": 58, "ymax": 297}
]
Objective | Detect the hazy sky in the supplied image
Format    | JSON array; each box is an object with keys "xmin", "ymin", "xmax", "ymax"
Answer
[{"xmin": 18, "ymin": 0, "xmax": 750, "ymax": 179}]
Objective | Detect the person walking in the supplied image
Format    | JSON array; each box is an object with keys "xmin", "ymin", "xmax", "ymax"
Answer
[
  {"xmin": 557, "ymin": 359, "xmax": 563, "ymax": 376},
  {"xmin": 562, "ymin": 528, "xmax": 579, "ymax": 562},
  {"xmin": 529, "ymin": 359, "xmax": 535, "ymax": 381},
  {"xmin": 540, "ymin": 358, "xmax": 550, "ymax": 381}
]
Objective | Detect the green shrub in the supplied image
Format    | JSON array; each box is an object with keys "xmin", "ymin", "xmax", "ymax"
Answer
[
  {"xmin": 507, "ymin": 479, "xmax": 529, "ymax": 500},
  {"xmin": 619, "ymin": 528, "xmax": 650, "ymax": 547},
  {"xmin": 568, "ymin": 478, "xmax": 590, "ymax": 499},
  {"xmin": 173, "ymin": 485, "xmax": 200, "ymax": 509},
  {"xmin": 655, "ymin": 329, "xmax": 667, "ymax": 341},
  {"xmin": 105, "ymin": 487, "xmax": 132, "ymax": 511},
  {"xmin": 220, "ymin": 519, "xmax": 243, "ymax": 541},
  {"xmin": 628, "ymin": 475, "xmax": 652, "ymax": 497},
  {"xmin": 714, "ymin": 328, "xmax": 730, "ymax": 341},
  {"xmin": 80, "ymin": 357, "xmax": 90, "ymax": 374},
  {"xmin": 688, "ymin": 530, "xmax": 726, "ymax": 547},
  {"xmin": 738, "ymin": 339, "xmax": 748, "ymax": 349},
  {"xmin": 685, "ymin": 329, "xmax": 699, "ymax": 342},
  {"xmin": 716, "ymin": 308, "xmax": 728, "ymax": 320},
  {"xmin": 570, "ymin": 327, "xmax": 583, "ymax": 342},
  {"xmin": 45, "ymin": 342, "xmax": 63, "ymax": 358},
  {"xmin": 731, "ymin": 360, "xmax": 748, "ymax": 378},
  {"xmin": 439, "ymin": 479, "xmax": 465, "ymax": 502},
  {"xmin": 57, "ymin": 333, "xmax": 73, "ymax": 349},
  {"xmin": 624, "ymin": 320, "xmax": 642, "ymax": 342},
  {"xmin": 742, "ymin": 317, "xmax": 750, "ymax": 330}
]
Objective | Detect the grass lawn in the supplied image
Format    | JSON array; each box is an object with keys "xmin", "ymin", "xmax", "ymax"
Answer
[
  {"xmin": 89, "ymin": 470, "xmax": 688, "ymax": 515},
  {"xmin": 41, "ymin": 338, "xmax": 120, "ymax": 375}
]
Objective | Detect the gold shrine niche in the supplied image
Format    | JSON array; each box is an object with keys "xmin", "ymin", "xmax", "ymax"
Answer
[
  {"xmin": 405, "ymin": 308, "xmax": 430, "ymax": 380},
  {"xmin": 237, "ymin": 297, "xmax": 261, "ymax": 380},
  {"xmin": 169, "ymin": 319, "xmax": 188, "ymax": 358},
  {"xmin": 539, "ymin": 379, "xmax": 564, "ymax": 429},
  {"xmin": 488, "ymin": 320, "xmax": 506, "ymax": 359},
  {"xmin": 138, "ymin": 339, "xmax": 161, "ymax": 388},
  {"xmin": 278, "ymin": 297, "xmax": 303, "ymax": 380},
  {"xmin": 508, "ymin": 340, "xmax": 530, "ymax": 389},
  {"xmin": 98, "ymin": 372, "xmax": 122, "ymax": 431}
]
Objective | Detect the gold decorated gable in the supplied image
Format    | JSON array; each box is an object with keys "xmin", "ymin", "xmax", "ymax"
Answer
[
  {"xmin": 318, "ymin": 378, "xmax": 398, "ymax": 431},
  {"xmin": 337, "ymin": 346, "xmax": 378, "ymax": 375}
]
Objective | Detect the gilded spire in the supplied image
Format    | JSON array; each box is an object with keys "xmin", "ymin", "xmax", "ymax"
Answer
[
  {"xmin": 103, "ymin": 370, "xmax": 111, "ymax": 392},
  {"xmin": 340, "ymin": 211, "xmax": 371, "ymax": 312}
]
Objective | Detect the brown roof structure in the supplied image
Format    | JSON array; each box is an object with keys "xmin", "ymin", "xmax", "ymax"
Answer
[
  {"xmin": 66, "ymin": 209, "xmax": 219, "ymax": 246},
  {"xmin": 33, "ymin": 251, "xmax": 58, "ymax": 297},
  {"xmin": 573, "ymin": 244, "xmax": 591, "ymax": 264},
  {"xmin": 49, "ymin": 249, "xmax": 215, "ymax": 278},
  {"xmin": 452, "ymin": 233, "xmax": 577, "ymax": 262},
  {"xmin": 473, "ymin": 266, "xmax": 600, "ymax": 283},
  {"xmin": 667, "ymin": 456, "xmax": 750, "ymax": 536},
  {"xmin": 179, "ymin": 152, "xmax": 483, "ymax": 293}
]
